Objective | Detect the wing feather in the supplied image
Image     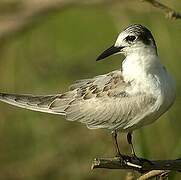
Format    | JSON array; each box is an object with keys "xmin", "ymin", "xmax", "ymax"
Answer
[
  {"xmin": 66, "ymin": 95, "xmax": 156, "ymax": 131},
  {"xmin": 0, "ymin": 70, "xmax": 156, "ymax": 131}
]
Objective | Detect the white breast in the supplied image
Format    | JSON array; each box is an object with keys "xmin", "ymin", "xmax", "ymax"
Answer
[{"xmin": 121, "ymin": 52, "xmax": 176, "ymax": 130}]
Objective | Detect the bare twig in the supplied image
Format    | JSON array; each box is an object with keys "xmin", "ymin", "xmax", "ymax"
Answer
[
  {"xmin": 138, "ymin": 170, "xmax": 170, "ymax": 180},
  {"xmin": 92, "ymin": 155, "xmax": 181, "ymax": 173},
  {"xmin": 142, "ymin": 0, "xmax": 181, "ymax": 20}
]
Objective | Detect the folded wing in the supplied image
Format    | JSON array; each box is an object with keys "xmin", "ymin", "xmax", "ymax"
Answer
[{"xmin": 0, "ymin": 70, "xmax": 156, "ymax": 130}]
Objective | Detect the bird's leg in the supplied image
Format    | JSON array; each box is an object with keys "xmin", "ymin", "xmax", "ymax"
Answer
[
  {"xmin": 111, "ymin": 131, "xmax": 128, "ymax": 163},
  {"xmin": 127, "ymin": 132, "xmax": 153, "ymax": 165},
  {"xmin": 127, "ymin": 132, "xmax": 136, "ymax": 157},
  {"xmin": 111, "ymin": 131, "xmax": 121, "ymax": 157}
]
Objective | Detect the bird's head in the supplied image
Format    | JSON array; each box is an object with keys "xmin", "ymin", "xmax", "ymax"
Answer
[{"xmin": 96, "ymin": 24, "xmax": 157, "ymax": 61}]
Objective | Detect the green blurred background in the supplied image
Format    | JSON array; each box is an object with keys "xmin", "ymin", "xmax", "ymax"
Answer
[{"xmin": 0, "ymin": 0, "xmax": 180, "ymax": 179}]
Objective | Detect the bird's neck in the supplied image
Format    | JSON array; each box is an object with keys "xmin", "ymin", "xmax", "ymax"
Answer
[{"xmin": 122, "ymin": 49, "xmax": 161, "ymax": 83}]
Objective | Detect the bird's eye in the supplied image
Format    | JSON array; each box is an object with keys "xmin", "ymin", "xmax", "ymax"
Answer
[{"xmin": 125, "ymin": 35, "xmax": 136, "ymax": 42}]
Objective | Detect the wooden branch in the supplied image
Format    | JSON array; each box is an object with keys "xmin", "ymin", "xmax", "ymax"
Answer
[
  {"xmin": 138, "ymin": 170, "xmax": 169, "ymax": 180},
  {"xmin": 142, "ymin": 0, "xmax": 181, "ymax": 20},
  {"xmin": 92, "ymin": 155, "xmax": 181, "ymax": 173}
]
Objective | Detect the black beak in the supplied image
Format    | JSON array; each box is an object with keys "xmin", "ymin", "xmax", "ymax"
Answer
[{"xmin": 96, "ymin": 45, "xmax": 124, "ymax": 61}]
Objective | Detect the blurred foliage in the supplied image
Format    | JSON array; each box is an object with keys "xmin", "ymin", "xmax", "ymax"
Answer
[
  {"xmin": 0, "ymin": 1, "xmax": 180, "ymax": 179},
  {"xmin": 0, "ymin": 0, "xmax": 21, "ymax": 15}
]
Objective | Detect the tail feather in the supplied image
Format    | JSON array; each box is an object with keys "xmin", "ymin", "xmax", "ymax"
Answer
[{"xmin": 0, "ymin": 93, "xmax": 65, "ymax": 115}]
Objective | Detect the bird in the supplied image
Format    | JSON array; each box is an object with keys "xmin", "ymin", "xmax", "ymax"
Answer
[{"xmin": 0, "ymin": 24, "xmax": 176, "ymax": 158}]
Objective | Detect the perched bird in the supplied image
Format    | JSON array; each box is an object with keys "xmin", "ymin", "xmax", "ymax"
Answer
[{"xmin": 0, "ymin": 24, "xmax": 176, "ymax": 157}]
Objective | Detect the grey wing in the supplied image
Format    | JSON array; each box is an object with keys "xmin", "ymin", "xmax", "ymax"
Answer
[
  {"xmin": 65, "ymin": 70, "xmax": 156, "ymax": 130},
  {"xmin": 66, "ymin": 70, "xmax": 157, "ymax": 130},
  {"xmin": 65, "ymin": 94, "xmax": 156, "ymax": 130},
  {"xmin": 0, "ymin": 70, "xmax": 156, "ymax": 131},
  {"xmin": 0, "ymin": 70, "xmax": 125, "ymax": 115}
]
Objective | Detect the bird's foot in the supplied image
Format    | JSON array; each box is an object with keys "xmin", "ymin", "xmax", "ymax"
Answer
[{"xmin": 115, "ymin": 153, "xmax": 129, "ymax": 165}]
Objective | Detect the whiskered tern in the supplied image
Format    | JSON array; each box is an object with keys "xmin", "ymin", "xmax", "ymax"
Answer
[{"xmin": 0, "ymin": 24, "xmax": 176, "ymax": 157}]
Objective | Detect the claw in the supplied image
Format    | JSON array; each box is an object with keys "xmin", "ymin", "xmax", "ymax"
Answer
[{"xmin": 115, "ymin": 154, "xmax": 129, "ymax": 165}]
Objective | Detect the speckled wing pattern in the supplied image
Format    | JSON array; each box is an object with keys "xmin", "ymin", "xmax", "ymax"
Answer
[{"xmin": 0, "ymin": 70, "xmax": 156, "ymax": 131}]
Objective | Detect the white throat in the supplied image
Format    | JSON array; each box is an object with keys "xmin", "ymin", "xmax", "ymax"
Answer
[{"xmin": 122, "ymin": 47, "xmax": 160, "ymax": 83}]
